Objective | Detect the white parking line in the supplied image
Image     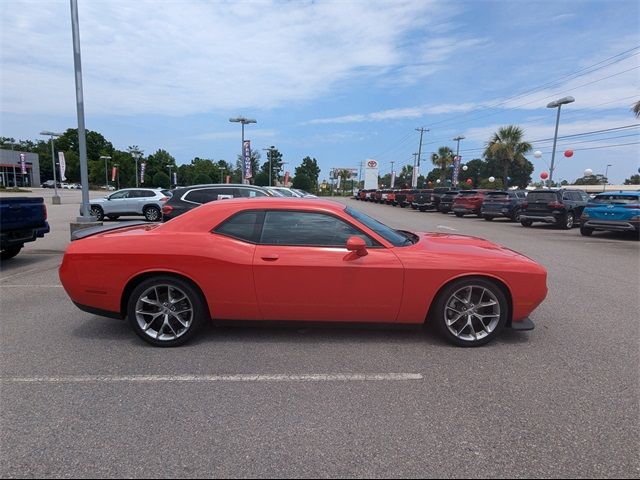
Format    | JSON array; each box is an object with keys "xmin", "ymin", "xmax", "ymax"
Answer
[
  {"xmin": 1, "ymin": 373, "xmax": 423, "ymax": 383},
  {"xmin": 436, "ymin": 225, "xmax": 458, "ymax": 231},
  {"xmin": 0, "ymin": 285, "xmax": 63, "ymax": 288}
]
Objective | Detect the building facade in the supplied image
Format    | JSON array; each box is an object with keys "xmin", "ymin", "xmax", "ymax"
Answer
[{"xmin": 0, "ymin": 149, "xmax": 41, "ymax": 187}]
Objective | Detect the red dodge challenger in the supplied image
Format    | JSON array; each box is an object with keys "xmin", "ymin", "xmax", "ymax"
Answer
[{"xmin": 59, "ymin": 198, "xmax": 547, "ymax": 347}]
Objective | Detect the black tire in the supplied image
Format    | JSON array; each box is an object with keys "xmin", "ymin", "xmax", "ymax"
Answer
[
  {"xmin": 483, "ymin": 215, "xmax": 494, "ymax": 221},
  {"xmin": 580, "ymin": 226, "xmax": 594, "ymax": 236},
  {"xmin": 1, "ymin": 245, "xmax": 22, "ymax": 260},
  {"xmin": 411, "ymin": 205, "xmax": 417, "ymax": 210},
  {"xmin": 520, "ymin": 219, "xmax": 533, "ymax": 227},
  {"xmin": 455, "ymin": 212, "xmax": 464, "ymax": 217},
  {"xmin": 430, "ymin": 277, "xmax": 508, "ymax": 347},
  {"xmin": 400, "ymin": 204, "xmax": 406, "ymax": 208},
  {"xmin": 144, "ymin": 206, "xmax": 161, "ymax": 222},
  {"xmin": 127, "ymin": 275, "xmax": 206, "ymax": 347},
  {"xmin": 90, "ymin": 205, "xmax": 104, "ymax": 221},
  {"xmin": 511, "ymin": 209, "xmax": 522, "ymax": 223},
  {"xmin": 560, "ymin": 211, "xmax": 574, "ymax": 230},
  {"xmin": 107, "ymin": 215, "xmax": 120, "ymax": 221},
  {"xmin": 419, "ymin": 207, "xmax": 426, "ymax": 212}
]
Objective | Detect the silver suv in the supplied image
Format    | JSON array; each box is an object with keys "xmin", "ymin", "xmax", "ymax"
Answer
[{"xmin": 89, "ymin": 188, "xmax": 169, "ymax": 222}]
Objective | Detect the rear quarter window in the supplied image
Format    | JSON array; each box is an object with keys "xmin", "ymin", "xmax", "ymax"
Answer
[{"xmin": 214, "ymin": 211, "xmax": 264, "ymax": 243}]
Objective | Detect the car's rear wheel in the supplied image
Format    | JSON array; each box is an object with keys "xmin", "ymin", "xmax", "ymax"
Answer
[
  {"xmin": 144, "ymin": 206, "xmax": 161, "ymax": 222},
  {"xmin": 128, "ymin": 276, "xmax": 205, "ymax": 347},
  {"xmin": 520, "ymin": 219, "xmax": 533, "ymax": 227},
  {"xmin": 483, "ymin": 215, "xmax": 494, "ymax": 221},
  {"xmin": 90, "ymin": 206, "xmax": 104, "ymax": 221},
  {"xmin": 512, "ymin": 209, "xmax": 522, "ymax": 222},
  {"xmin": 560, "ymin": 211, "xmax": 574, "ymax": 230},
  {"xmin": 580, "ymin": 226, "xmax": 594, "ymax": 236},
  {"xmin": 455, "ymin": 212, "xmax": 464, "ymax": 217},
  {"xmin": 1, "ymin": 246, "xmax": 22, "ymax": 260},
  {"xmin": 431, "ymin": 277, "xmax": 508, "ymax": 347}
]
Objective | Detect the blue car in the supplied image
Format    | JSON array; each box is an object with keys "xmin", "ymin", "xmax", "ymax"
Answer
[{"xmin": 580, "ymin": 191, "xmax": 640, "ymax": 238}]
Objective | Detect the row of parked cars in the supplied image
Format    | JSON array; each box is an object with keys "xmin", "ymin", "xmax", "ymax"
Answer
[
  {"xmin": 355, "ymin": 187, "xmax": 640, "ymax": 238},
  {"xmin": 86, "ymin": 184, "xmax": 316, "ymax": 222}
]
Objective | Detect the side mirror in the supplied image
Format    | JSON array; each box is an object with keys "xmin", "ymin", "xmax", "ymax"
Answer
[{"xmin": 346, "ymin": 236, "xmax": 368, "ymax": 257}]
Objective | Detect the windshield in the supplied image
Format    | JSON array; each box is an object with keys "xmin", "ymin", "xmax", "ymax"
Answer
[
  {"xmin": 591, "ymin": 194, "xmax": 639, "ymax": 204},
  {"xmin": 345, "ymin": 207, "xmax": 414, "ymax": 247}
]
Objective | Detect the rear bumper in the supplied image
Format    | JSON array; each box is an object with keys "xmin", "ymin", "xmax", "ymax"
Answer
[
  {"xmin": 73, "ymin": 301, "xmax": 123, "ymax": 320},
  {"xmin": 583, "ymin": 219, "xmax": 639, "ymax": 232},
  {"xmin": 0, "ymin": 223, "xmax": 50, "ymax": 249},
  {"xmin": 520, "ymin": 214, "xmax": 558, "ymax": 224},
  {"xmin": 452, "ymin": 206, "xmax": 479, "ymax": 214}
]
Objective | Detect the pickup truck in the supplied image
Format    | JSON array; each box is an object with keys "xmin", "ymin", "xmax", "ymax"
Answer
[{"xmin": 0, "ymin": 197, "xmax": 50, "ymax": 260}]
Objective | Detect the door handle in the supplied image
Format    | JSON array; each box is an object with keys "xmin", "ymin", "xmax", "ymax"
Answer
[{"xmin": 261, "ymin": 254, "xmax": 279, "ymax": 261}]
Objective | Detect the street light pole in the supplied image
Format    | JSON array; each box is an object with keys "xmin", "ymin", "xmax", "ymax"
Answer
[
  {"xmin": 40, "ymin": 131, "xmax": 63, "ymax": 204},
  {"xmin": 229, "ymin": 117, "xmax": 257, "ymax": 184},
  {"xmin": 131, "ymin": 151, "xmax": 141, "ymax": 187},
  {"xmin": 546, "ymin": 96, "xmax": 575, "ymax": 187},
  {"xmin": 100, "ymin": 156, "xmax": 111, "ymax": 190},
  {"xmin": 262, "ymin": 146, "xmax": 276, "ymax": 186},
  {"xmin": 113, "ymin": 163, "xmax": 119, "ymax": 189},
  {"xmin": 167, "ymin": 164, "xmax": 173, "ymax": 188},
  {"xmin": 603, "ymin": 164, "xmax": 612, "ymax": 192}
]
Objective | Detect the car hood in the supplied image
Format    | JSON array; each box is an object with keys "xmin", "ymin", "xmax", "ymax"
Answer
[{"xmin": 409, "ymin": 232, "xmax": 539, "ymax": 264}]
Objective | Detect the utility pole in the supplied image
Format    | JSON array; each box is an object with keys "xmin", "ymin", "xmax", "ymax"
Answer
[
  {"xmin": 412, "ymin": 153, "xmax": 418, "ymax": 187},
  {"xmin": 358, "ymin": 161, "xmax": 364, "ymax": 189},
  {"xmin": 414, "ymin": 127, "xmax": 429, "ymax": 187}
]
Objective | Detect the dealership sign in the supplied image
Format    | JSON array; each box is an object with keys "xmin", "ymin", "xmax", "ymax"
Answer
[{"xmin": 364, "ymin": 158, "xmax": 379, "ymax": 190}]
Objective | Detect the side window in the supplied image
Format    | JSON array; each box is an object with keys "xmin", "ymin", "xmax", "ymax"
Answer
[
  {"xmin": 238, "ymin": 188, "xmax": 268, "ymax": 198},
  {"xmin": 580, "ymin": 192, "xmax": 590, "ymax": 202},
  {"xmin": 561, "ymin": 192, "xmax": 571, "ymax": 201},
  {"xmin": 215, "ymin": 211, "xmax": 264, "ymax": 243},
  {"xmin": 569, "ymin": 192, "xmax": 582, "ymax": 201},
  {"xmin": 184, "ymin": 188, "xmax": 235, "ymax": 204},
  {"xmin": 140, "ymin": 190, "xmax": 156, "ymax": 198},
  {"xmin": 260, "ymin": 211, "xmax": 375, "ymax": 247},
  {"xmin": 109, "ymin": 191, "xmax": 129, "ymax": 199}
]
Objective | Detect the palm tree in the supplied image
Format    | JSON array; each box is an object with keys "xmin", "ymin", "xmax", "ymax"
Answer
[
  {"xmin": 431, "ymin": 146, "xmax": 454, "ymax": 181},
  {"xmin": 633, "ymin": 100, "xmax": 640, "ymax": 118},
  {"xmin": 484, "ymin": 125, "xmax": 532, "ymax": 187}
]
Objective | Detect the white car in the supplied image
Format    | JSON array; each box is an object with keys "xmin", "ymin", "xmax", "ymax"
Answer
[
  {"xmin": 291, "ymin": 188, "xmax": 317, "ymax": 198},
  {"xmin": 88, "ymin": 188, "xmax": 169, "ymax": 222}
]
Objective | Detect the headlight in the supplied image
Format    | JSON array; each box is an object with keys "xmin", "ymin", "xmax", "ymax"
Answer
[{"xmin": 630, "ymin": 216, "xmax": 640, "ymax": 222}]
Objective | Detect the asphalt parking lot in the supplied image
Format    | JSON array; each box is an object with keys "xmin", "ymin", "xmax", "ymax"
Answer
[{"xmin": 1, "ymin": 190, "xmax": 638, "ymax": 478}]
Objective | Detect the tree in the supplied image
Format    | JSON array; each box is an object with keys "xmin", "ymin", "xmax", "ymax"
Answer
[
  {"xmin": 397, "ymin": 165, "xmax": 413, "ymax": 186},
  {"xmin": 294, "ymin": 157, "xmax": 321, "ymax": 193},
  {"xmin": 193, "ymin": 173, "xmax": 212, "ymax": 185},
  {"xmin": 633, "ymin": 100, "xmax": 640, "ymax": 118},
  {"xmin": 624, "ymin": 174, "xmax": 640, "ymax": 185},
  {"xmin": 431, "ymin": 147, "xmax": 454, "ymax": 181},
  {"xmin": 574, "ymin": 174, "xmax": 606, "ymax": 185},
  {"xmin": 258, "ymin": 148, "xmax": 284, "ymax": 186},
  {"xmin": 152, "ymin": 172, "xmax": 170, "ymax": 188},
  {"xmin": 292, "ymin": 173, "xmax": 312, "ymax": 191},
  {"xmin": 484, "ymin": 125, "xmax": 532, "ymax": 186}
]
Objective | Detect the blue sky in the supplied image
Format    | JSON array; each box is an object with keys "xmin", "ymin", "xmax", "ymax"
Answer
[{"xmin": 1, "ymin": 0, "xmax": 639, "ymax": 184}]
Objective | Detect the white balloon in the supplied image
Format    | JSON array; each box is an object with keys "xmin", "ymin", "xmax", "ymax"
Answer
[
  {"xmin": 534, "ymin": 151, "xmax": 542, "ymax": 158},
  {"xmin": 489, "ymin": 176, "xmax": 495, "ymax": 182},
  {"xmin": 436, "ymin": 179, "xmax": 441, "ymax": 184},
  {"xmin": 462, "ymin": 165, "xmax": 468, "ymax": 171},
  {"xmin": 584, "ymin": 168, "xmax": 593, "ymax": 176}
]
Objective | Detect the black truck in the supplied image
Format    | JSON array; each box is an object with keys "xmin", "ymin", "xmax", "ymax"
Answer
[{"xmin": 0, "ymin": 197, "xmax": 50, "ymax": 260}]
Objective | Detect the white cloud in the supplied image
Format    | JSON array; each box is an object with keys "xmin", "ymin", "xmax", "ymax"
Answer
[{"xmin": 0, "ymin": 0, "xmax": 461, "ymax": 117}]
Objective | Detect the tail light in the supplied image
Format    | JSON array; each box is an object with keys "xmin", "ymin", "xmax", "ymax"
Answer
[
  {"xmin": 161, "ymin": 205, "xmax": 173, "ymax": 216},
  {"xmin": 159, "ymin": 196, "xmax": 169, "ymax": 202},
  {"xmin": 548, "ymin": 201, "xmax": 564, "ymax": 209},
  {"xmin": 522, "ymin": 201, "xmax": 528, "ymax": 209}
]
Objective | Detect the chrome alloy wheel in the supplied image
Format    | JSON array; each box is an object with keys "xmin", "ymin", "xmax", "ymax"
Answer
[
  {"xmin": 135, "ymin": 284, "xmax": 193, "ymax": 341},
  {"xmin": 444, "ymin": 285, "xmax": 501, "ymax": 342}
]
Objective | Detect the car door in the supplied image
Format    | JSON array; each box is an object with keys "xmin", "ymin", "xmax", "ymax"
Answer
[
  {"xmin": 105, "ymin": 190, "xmax": 130, "ymax": 214},
  {"xmin": 252, "ymin": 210, "xmax": 404, "ymax": 323},
  {"xmin": 133, "ymin": 189, "xmax": 156, "ymax": 214}
]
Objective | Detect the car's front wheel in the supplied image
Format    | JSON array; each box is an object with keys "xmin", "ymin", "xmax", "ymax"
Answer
[
  {"xmin": 580, "ymin": 226, "xmax": 594, "ymax": 236},
  {"xmin": 520, "ymin": 219, "xmax": 533, "ymax": 227},
  {"xmin": 560, "ymin": 211, "xmax": 574, "ymax": 230},
  {"xmin": 128, "ymin": 276, "xmax": 206, "ymax": 347},
  {"xmin": 144, "ymin": 206, "xmax": 161, "ymax": 222},
  {"xmin": 483, "ymin": 215, "xmax": 494, "ymax": 221},
  {"xmin": 90, "ymin": 206, "xmax": 104, "ymax": 221},
  {"xmin": 431, "ymin": 277, "xmax": 508, "ymax": 347},
  {"xmin": 455, "ymin": 212, "xmax": 464, "ymax": 217}
]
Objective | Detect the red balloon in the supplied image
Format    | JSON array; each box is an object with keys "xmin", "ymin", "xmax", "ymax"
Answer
[
  {"xmin": 564, "ymin": 150, "xmax": 573, "ymax": 158},
  {"xmin": 428, "ymin": 181, "xmax": 433, "ymax": 186},
  {"xmin": 466, "ymin": 178, "xmax": 473, "ymax": 185},
  {"xmin": 540, "ymin": 171, "xmax": 549, "ymax": 180}
]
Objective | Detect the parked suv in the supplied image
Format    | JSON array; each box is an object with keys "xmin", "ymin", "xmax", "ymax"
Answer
[
  {"xmin": 394, "ymin": 189, "xmax": 412, "ymax": 208},
  {"xmin": 520, "ymin": 188, "xmax": 590, "ymax": 229},
  {"xmin": 411, "ymin": 189, "xmax": 434, "ymax": 211},
  {"xmin": 452, "ymin": 190, "xmax": 490, "ymax": 217},
  {"xmin": 438, "ymin": 190, "xmax": 460, "ymax": 214},
  {"xmin": 580, "ymin": 191, "xmax": 640, "ymax": 237},
  {"xmin": 481, "ymin": 190, "xmax": 528, "ymax": 222},
  {"xmin": 89, "ymin": 188, "xmax": 169, "ymax": 222},
  {"xmin": 162, "ymin": 184, "xmax": 272, "ymax": 221},
  {"xmin": 431, "ymin": 187, "xmax": 453, "ymax": 211}
]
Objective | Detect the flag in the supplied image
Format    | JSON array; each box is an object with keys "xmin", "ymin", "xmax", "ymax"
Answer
[
  {"xmin": 140, "ymin": 162, "xmax": 146, "ymax": 183},
  {"xmin": 20, "ymin": 153, "xmax": 27, "ymax": 174},
  {"xmin": 243, "ymin": 140, "xmax": 252, "ymax": 179},
  {"xmin": 58, "ymin": 152, "xmax": 67, "ymax": 181}
]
